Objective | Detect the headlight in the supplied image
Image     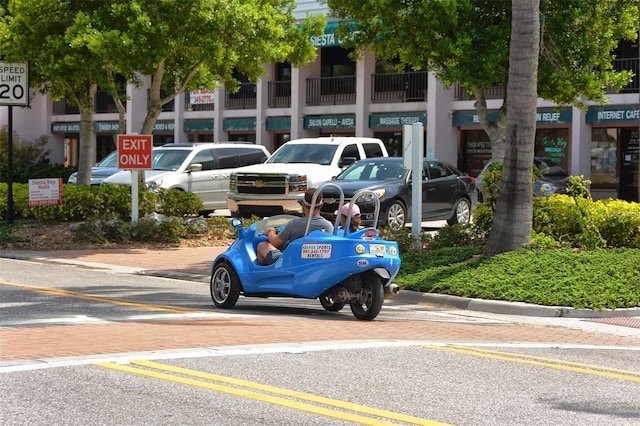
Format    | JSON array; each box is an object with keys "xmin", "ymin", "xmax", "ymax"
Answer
[
  {"xmin": 540, "ymin": 183, "xmax": 557, "ymax": 194},
  {"xmin": 288, "ymin": 174, "xmax": 307, "ymax": 191},
  {"xmin": 67, "ymin": 175, "xmax": 77, "ymax": 184},
  {"xmin": 362, "ymin": 189, "xmax": 385, "ymax": 201}
]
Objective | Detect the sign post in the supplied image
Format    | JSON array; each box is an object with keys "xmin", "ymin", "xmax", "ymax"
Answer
[
  {"xmin": 0, "ymin": 61, "xmax": 30, "ymax": 223},
  {"xmin": 403, "ymin": 123, "xmax": 424, "ymax": 249},
  {"xmin": 117, "ymin": 134, "xmax": 153, "ymax": 223}
]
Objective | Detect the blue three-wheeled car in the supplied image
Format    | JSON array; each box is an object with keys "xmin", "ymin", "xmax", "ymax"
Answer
[{"xmin": 209, "ymin": 184, "xmax": 401, "ymax": 320}]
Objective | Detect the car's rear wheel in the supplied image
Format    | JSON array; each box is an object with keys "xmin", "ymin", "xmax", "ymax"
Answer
[
  {"xmin": 210, "ymin": 261, "xmax": 242, "ymax": 308},
  {"xmin": 447, "ymin": 198, "xmax": 471, "ymax": 226},
  {"xmin": 384, "ymin": 200, "xmax": 406, "ymax": 228},
  {"xmin": 350, "ymin": 272, "xmax": 384, "ymax": 320},
  {"xmin": 319, "ymin": 295, "xmax": 346, "ymax": 312}
]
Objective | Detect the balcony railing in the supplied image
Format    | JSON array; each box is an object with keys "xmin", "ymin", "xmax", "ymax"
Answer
[
  {"xmin": 371, "ymin": 71, "xmax": 428, "ymax": 103},
  {"xmin": 454, "ymin": 84, "xmax": 504, "ymax": 101},
  {"xmin": 225, "ymin": 82, "xmax": 257, "ymax": 109},
  {"xmin": 612, "ymin": 57, "xmax": 639, "ymax": 93},
  {"xmin": 267, "ymin": 80, "xmax": 292, "ymax": 108},
  {"xmin": 306, "ymin": 76, "xmax": 356, "ymax": 106}
]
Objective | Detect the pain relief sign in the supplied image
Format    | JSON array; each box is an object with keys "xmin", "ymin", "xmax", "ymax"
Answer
[{"xmin": 117, "ymin": 134, "xmax": 153, "ymax": 169}]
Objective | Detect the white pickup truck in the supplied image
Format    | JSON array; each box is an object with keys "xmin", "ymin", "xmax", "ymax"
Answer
[{"xmin": 227, "ymin": 137, "xmax": 389, "ymax": 217}]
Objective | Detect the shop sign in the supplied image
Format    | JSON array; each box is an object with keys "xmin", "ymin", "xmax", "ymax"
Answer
[
  {"xmin": 453, "ymin": 108, "xmax": 571, "ymax": 126},
  {"xmin": 586, "ymin": 106, "xmax": 640, "ymax": 123},
  {"xmin": 310, "ymin": 21, "xmax": 358, "ymax": 48},
  {"xmin": 369, "ymin": 113, "xmax": 426, "ymax": 128},
  {"xmin": 304, "ymin": 114, "xmax": 356, "ymax": 129},
  {"xmin": 153, "ymin": 120, "xmax": 174, "ymax": 132},
  {"xmin": 51, "ymin": 122, "xmax": 80, "ymax": 133},
  {"xmin": 94, "ymin": 121, "xmax": 120, "ymax": 133}
]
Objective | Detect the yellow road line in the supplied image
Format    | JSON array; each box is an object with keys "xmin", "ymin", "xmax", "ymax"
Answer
[
  {"xmin": 97, "ymin": 360, "xmax": 448, "ymax": 426},
  {"xmin": 0, "ymin": 280, "xmax": 195, "ymax": 313},
  {"xmin": 421, "ymin": 344, "xmax": 640, "ymax": 382}
]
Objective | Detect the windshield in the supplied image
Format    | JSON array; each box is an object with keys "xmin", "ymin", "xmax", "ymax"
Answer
[
  {"xmin": 337, "ymin": 161, "xmax": 405, "ymax": 181},
  {"xmin": 96, "ymin": 151, "xmax": 118, "ymax": 168},
  {"xmin": 151, "ymin": 149, "xmax": 190, "ymax": 171},
  {"xmin": 267, "ymin": 143, "xmax": 338, "ymax": 165}
]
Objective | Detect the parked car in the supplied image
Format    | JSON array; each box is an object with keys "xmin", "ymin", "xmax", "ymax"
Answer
[
  {"xmin": 476, "ymin": 156, "xmax": 570, "ymax": 201},
  {"xmin": 227, "ymin": 137, "xmax": 389, "ymax": 218},
  {"xmin": 67, "ymin": 150, "xmax": 120, "ymax": 185},
  {"xmin": 320, "ymin": 157, "xmax": 477, "ymax": 228},
  {"xmin": 102, "ymin": 142, "xmax": 270, "ymax": 212}
]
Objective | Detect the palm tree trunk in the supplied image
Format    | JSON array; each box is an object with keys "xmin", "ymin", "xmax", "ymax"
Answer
[{"xmin": 485, "ymin": 0, "xmax": 541, "ymax": 256}]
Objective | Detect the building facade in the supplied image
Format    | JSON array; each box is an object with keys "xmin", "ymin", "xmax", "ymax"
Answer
[{"xmin": 3, "ymin": 2, "xmax": 639, "ymax": 201}]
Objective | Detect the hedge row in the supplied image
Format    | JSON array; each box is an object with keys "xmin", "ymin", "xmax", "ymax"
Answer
[{"xmin": 0, "ymin": 183, "xmax": 204, "ymax": 222}]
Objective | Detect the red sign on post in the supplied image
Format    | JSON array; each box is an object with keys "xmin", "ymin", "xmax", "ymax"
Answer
[{"xmin": 117, "ymin": 134, "xmax": 153, "ymax": 169}]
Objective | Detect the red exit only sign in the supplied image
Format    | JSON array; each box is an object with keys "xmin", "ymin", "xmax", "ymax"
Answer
[{"xmin": 117, "ymin": 134, "xmax": 153, "ymax": 169}]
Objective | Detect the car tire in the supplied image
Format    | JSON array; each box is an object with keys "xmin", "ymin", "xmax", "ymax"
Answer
[
  {"xmin": 447, "ymin": 198, "xmax": 471, "ymax": 226},
  {"xmin": 210, "ymin": 261, "xmax": 242, "ymax": 309},
  {"xmin": 319, "ymin": 295, "xmax": 346, "ymax": 312},
  {"xmin": 384, "ymin": 200, "xmax": 406, "ymax": 228},
  {"xmin": 350, "ymin": 272, "xmax": 384, "ymax": 320}
]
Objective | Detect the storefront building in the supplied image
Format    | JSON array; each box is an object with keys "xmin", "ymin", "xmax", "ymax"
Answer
[{"xmin": 4, "ymin": 3, "xmax": 639, "ymax": 201}]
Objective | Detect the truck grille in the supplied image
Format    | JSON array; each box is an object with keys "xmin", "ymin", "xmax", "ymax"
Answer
[{"xmin": 235, "ymin": 173, "xmax": 290, "ymax": 195}]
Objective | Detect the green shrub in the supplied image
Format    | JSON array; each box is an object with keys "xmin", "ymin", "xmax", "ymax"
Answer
[
  {"xmin": 155, "ymin": 189, "xmax": 203, "ymax": 217},
  {"xmin": 156, "ymin": 217, "xmax": 187, "ymax": 243}
]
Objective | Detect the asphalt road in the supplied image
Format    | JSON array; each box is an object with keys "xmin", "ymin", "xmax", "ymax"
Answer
[{"xmin": 1, "ymin": 258, "xmax": 639, "ymax": 425}]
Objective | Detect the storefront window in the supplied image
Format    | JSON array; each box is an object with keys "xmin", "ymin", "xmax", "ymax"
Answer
[
  {"xmin": 591, "ymin": 128, "xmax": 618, "ymax": 188},
  {"xmin": 460, "ymin": 130, "xmax": 492, "ymax": 177},
  {"xmin": 534, "ymin": 128, "xmax": 570, "ymax": 172}
]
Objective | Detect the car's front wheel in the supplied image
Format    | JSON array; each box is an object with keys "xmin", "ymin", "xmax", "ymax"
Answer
[
  {"xmin": 350, "ymin": 272, "xmax": 384, "ymax": 320},
  {"xmin": 447, "ymin": 198, "xmax": 472, "ymax": 226},
  {"xmin": 210, "ymin": 261, "xmax": 242, "ymax": 308},
  {"xmin": 384, "ymin": 200, "xmax": 406, "ymax": 228}
]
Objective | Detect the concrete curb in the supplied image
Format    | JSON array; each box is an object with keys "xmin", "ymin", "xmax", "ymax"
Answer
[
  {"xmin": 2, "ymin": 250, "xmax": 639, "ymax": 319},
  {"xmin": 391, "ymin": 290, "xmax": 640, "ymax": 319}
]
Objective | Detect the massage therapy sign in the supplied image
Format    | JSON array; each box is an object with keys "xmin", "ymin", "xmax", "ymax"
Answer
[{"xmin": 117, "ymin": 134, "xmax": 152, "ymax": 169}]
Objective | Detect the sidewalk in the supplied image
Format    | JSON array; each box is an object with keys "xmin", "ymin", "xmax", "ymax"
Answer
[{"xmin": 1, "ymin": 246, "xmax": 640, "ymax": 321}]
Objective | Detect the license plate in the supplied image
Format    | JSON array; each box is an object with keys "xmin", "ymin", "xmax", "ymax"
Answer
[{"xmin": 369, "ymin": 244, "xmax": 386, "ymax": 257}]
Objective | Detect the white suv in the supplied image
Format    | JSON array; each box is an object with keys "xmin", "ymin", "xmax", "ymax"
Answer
[
  {"xmin": 227, "ymin": 137, "xmax": 388, "ymax": 217},
  {"xmin": 102, "ymin": 142, "xmax": 270, "ymax": 212}
]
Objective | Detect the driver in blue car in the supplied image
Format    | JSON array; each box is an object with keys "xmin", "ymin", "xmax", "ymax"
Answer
[{"xmin": 257, "ymin": 188, "xmax": 334, "ymax": 265}]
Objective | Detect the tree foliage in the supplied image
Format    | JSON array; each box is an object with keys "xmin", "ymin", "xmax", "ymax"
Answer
[
  {"xmin": 0, "ymin": 0, "xmax": 325, "ymax": 184},
  {"xmin": 327, "ymin": 0, "xmax": 638, "ymax": 159}
]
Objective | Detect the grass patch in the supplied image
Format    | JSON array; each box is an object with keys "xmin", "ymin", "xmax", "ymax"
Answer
[
  {"xmin": 0, "ymin": 222, "xmax": 26, "ymax": 247},
  {"xmin": 396, "ymin": 247, "xmax": 640, "ymax": 310}
]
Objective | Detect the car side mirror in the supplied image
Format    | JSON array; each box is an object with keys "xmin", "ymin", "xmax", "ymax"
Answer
[
  {"xmin": 189, "ymin": 163, "xmax": 203, "ymax": 172},
  {"xmin": 339, "ymin": 157, "xmax": 357, "ymax": 168}
]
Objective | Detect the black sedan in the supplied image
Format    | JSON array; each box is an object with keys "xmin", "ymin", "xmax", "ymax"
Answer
[{"xmin": 321, "ymin": 157, "xmax": 477, "ymax": 228}]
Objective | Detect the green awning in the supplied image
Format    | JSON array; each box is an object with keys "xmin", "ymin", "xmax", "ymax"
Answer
[
  {"xmin": 223, "ymin": 118, "xmax": 256, "ymax": 131},
  {"xmin": 184, "ymin": 119, "xmax": 214, "ymax": 132}
]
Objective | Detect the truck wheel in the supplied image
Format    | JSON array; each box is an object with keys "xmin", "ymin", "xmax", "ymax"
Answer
[
  {"xmin": 210, "ymin": 261, "xmax": 241, "ymax": 309},
  {"xmin": 350, "ymin": 272, "xmax": 384, "ymax": 320}
]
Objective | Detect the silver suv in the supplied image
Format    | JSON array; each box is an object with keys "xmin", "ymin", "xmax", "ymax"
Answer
[{"xmin": 102, "ymin": 142, "xmax": 270, "ymax": 212}]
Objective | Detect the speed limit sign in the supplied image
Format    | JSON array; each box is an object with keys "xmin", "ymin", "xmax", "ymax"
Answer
[{"xmin": 0, "ymin": 61, "xmax": 29, "ymax": 106}]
